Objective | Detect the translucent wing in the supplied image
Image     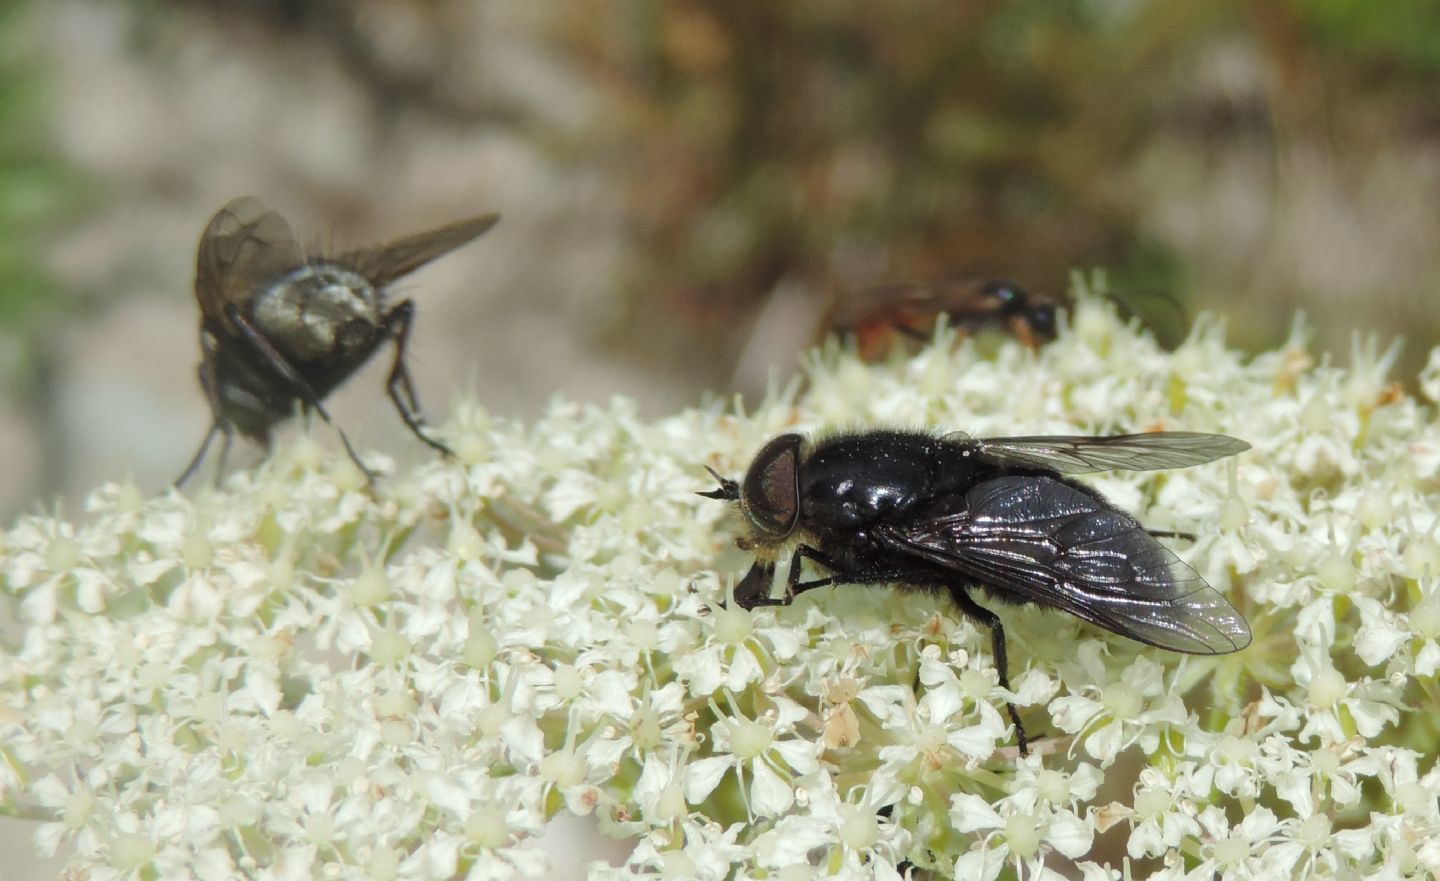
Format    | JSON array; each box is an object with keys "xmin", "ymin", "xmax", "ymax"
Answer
[
  {"xmin": 832, "ymin": 278, "xmax": 999, "ymax": 328},
  {"xmin": 194, "ymin": 197, "xmax": 302, "ymax": 323},
  {"xmin": 335, "ymin": 213, "xmax": 499, "ymax": 286},
  {"xmin": 828, "ymin": 281, "xmax": 927, "ymax": 326},
  {"xmin": 878, "ymin": 475, "xmax": 1251, "ymax": 653},
  {"xmin": 973, "ymin": 432, "xmax": 1249, "ymax": 475}
]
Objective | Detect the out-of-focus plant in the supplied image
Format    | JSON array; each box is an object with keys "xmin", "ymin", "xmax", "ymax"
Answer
[
  {"xmin": 0, "ymin": 0, "xmax": 88, "ymax": 503},
  {"xmin": 0, "ymin": 1, "xmax": 81, "ymax": 335}
]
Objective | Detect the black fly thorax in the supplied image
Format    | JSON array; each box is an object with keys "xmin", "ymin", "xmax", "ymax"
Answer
[
  {"xmin": 251, "ymin": 264, "xmax": 383, "ymax": 363},
  {"xmin": 809, "ymin": 526, "xmax": 904, "ymax": 576},
  {"xmin": 800, "ymin": 432, "xmax": 987, "ymax": 530}
]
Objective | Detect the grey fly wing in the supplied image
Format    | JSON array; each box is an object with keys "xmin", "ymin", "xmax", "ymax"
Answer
[
  {"xmin": 879, "ymin": 475, "xmax": 1251, "ymax": 654},
  {"xmin": 335, "ymin": 213, "xmax": 499, "ymax": 286},
  {"xmin": 974, "ymin": 432, "xmax": 1249, "ymax": 475},
  {"xmin": 195, "ymin": 197, "xmax": 302, "ymax": 323}
]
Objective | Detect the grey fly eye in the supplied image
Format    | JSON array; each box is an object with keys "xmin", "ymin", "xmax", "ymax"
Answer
[{"xmin": 740, "ymin": 433, "xmax": 802, "ymax": 539}]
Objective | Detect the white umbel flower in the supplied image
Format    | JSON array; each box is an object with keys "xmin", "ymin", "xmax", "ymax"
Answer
[{"xmin": 5, "ymin": 292, "xmax": 1440, "ymax": 879}]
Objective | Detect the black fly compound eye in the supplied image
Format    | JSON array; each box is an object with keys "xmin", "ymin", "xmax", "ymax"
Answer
[{"xmin": 739, "ymin": 433, "xmax": 803, "ymax": 539}]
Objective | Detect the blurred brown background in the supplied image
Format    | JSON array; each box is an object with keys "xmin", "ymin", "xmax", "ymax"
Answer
[
  {"xmin": 3, "ymin": 0, "xmax": 1440, "ymax": 513},
  {"xmin": 3, "ymin": 1, "xmax": 1440, "ymax": 876}
]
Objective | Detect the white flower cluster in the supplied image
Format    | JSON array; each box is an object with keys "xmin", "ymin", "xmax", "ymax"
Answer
[{"xmin": 4, "ymin": 290, "xmax": 1440, "ymax": 880}]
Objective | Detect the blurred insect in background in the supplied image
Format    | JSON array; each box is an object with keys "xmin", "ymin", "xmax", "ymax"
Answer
[
  {"xmin": 702, "ymin": 428, "xmax": 1251, "ymax": 755},
  {"xmin": 827, "ymin": 278, "xmax": 1059, "ymax": 361},
  {"xmin": 176, "ymin": 197, "xmax": 499, "ymax": 487},
  {"xmin": 728, "ymin": 276, "xmax": 1058, "ymax": 392}
]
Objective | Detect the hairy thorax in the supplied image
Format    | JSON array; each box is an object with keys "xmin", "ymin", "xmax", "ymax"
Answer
[{"xmin": 252, "ymin": 264, "xmax": 383, "ymax": 362}]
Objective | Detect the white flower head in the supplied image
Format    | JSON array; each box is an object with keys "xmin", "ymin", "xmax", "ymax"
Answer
[
  {"xmin": 685, "ymin": 695, "xmax": 818, "ymax": 818},
  {"xmin": 950, "ymin": 787, "xmax": 1094, "ymax": 881},
  {"xmin": 7, "ymin": 299, "xmax": 1440, "ymax": 879},
  {"xmin": 1048, "ymin": 643, "xmax": 1188, "ymax": 765}
]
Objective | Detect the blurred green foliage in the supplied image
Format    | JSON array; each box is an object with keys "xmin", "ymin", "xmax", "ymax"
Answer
[
  {"xmin": 0, "ymin": 1, "xmax": 79, "ymax": 333},
  {"xmin": 1307, "ymin": 0, "xmax": 1440, "ymax": 67},
  {"xmin": 43, "ymin": 0, "xmax": 1440, "ymax": 389}
]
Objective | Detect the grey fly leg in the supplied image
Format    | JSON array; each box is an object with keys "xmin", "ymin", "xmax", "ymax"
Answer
[
  {"xmin": 215, "ymin": 429, "xmax": 235, "ymax": 484},
  {"xmin": 788, "ymin": 545, "xmax": 845, "ymax": 594},
  {"xmin": 381, "ymin": 300, "xmax": 452, "ymax": 456},
  {"xmin": 176, "ymin": 343, "xmax": 233, "ymax": 488},
  {"xmin": 175, "ymin": 423, "xmax": 221, "ymax": 488},
  {"xmin": 225, "ymin": 304, "xmax": 374, "ymax": 482},
  {"xmin": 948, "ymin": 586, "xmax": 1028, "ymax": 757},
  {"xmin": 731, "ymin": 561, "xmax": 776, "ymax": 609},
  {"xmin": 790, "ymin": 547, "xmax": 935, "ymax": 594}
]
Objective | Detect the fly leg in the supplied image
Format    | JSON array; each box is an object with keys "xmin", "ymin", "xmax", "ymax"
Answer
[
  {"xmin": 733, "ymin": 546, "xmax": 835, "ymax": 609},
  {"xmin": 1146, "ymin": 527, "xmax": 1196, "ymax": 541},
  {"xmin": 176, "ymin": 344, "xmax": 233, "ymax": 488},
  {"xmin": 948, "ymin": 586, "xmax": 1028, "ymax": 757},
  {"xmin": 215, "ymin": 429, "xmax": 235, "ymax": 483},
  {"xmin": 381, "ymin": 300, "xmax": 453, "ymax": 456},
  {"xmin": 730, "ymin": 561, "xmax": 776, "ymax": 609},
  {"xmin": 225, "ymin": 305, "xmax": 374, "ymax": 483},
  {"xmin": 788, "ymin": 545, "xmax": 845, "ymax": 594},
  {"xmin": 175, "ymin": 422, "xmax": 222, "ymax": 488},
  {"xmin": 735, "ymin": 545, "xmax": 928, "ymax": 608}
]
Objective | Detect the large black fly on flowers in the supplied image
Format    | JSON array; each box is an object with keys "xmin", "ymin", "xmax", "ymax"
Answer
[{"xmin": 701, "ymin": 428, "xmax": 1252, "ymax": 756}]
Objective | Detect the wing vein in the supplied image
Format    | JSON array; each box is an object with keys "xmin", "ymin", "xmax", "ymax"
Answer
[{"xmin": 878, "ymin": 475, "xmax": 1251, "ymax": 654}]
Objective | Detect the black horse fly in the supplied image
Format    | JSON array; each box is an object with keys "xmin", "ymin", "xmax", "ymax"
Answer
[
  {"xmin": 701, "ymin": 429, "xmax": 1252, "ymax": 755},
  {"xmin": 176, "ymin": 197, "xmax": 499, "ymax": 487}
]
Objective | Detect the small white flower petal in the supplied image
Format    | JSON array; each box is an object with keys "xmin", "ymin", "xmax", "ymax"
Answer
[
  {"xmin": 684, "ymin": 756, "xmax": 734, "ymax": 805},
  {"xmin": 749, "ymin": 759, "xmax": 794, "ymax": 817},
  {"xmin": 1082, "ymin": 720, "xmax": 1125, "ymax": 765},
  {"xmin": 1048, "ymin": 695, "xmax": 1104, "ymax": 735},
  {"xmin": 1047, "ymin": 809, "xmax": 1095, "ymax": 859},
  {"xmin": 950, "ymin": 793, "xmax": 1003, "ymax": 833},
  {"xmin": 771, "ymin": 739, "xmax": 820, "ymax": 776},
  {"xmin": 953, "ymin": 845, "xmax": 1007, "ymax": 881}
]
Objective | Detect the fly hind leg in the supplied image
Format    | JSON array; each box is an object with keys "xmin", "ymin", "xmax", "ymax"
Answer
[
  {"xmin": 948, "ymin": 586, "xmax": 1029, "ymax": 757},
  {"xmin": 382, "ymin": 300, "xmax": 453, "ymax": 457}
]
